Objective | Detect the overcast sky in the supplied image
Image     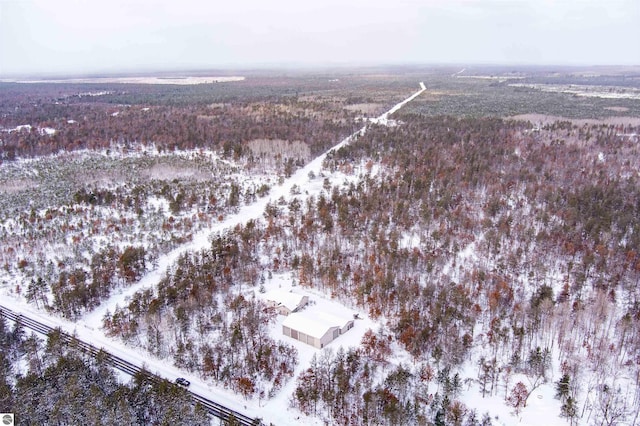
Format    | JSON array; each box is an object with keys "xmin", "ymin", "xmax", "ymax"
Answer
[{"xmin": 1, "ymin": 0, "xmax": 638, "ymax": 76}]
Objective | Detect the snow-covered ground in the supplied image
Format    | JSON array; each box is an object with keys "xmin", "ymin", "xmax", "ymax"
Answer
[
  {"xmin": 2, "ymin": 76, "xmax": 246, "ymax": 85},
  {"xmin": 0, "ymin": 81, "xmax": 589, "ymax": 425},
  {"xmin": 0, "ymin": 82, "xmax": 425, "ymax": 424},
  {"xmin": 80, "ymin": 82, "xmax": 425, "ymax": 328},
  {"xmin": 253, "ymin": 273, "xmax": 377, "ymax": 424},
  {"xmin": 509, "ymin": 83, "xmax": 640, "ymax": 100},
  {"xmin": 0, "ymin": 124, "xmax": 56, "ymax": 135}
]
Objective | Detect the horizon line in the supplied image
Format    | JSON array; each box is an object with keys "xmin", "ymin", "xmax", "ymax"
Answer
[{"xmin": 2, "ymin": 62, "xmax": 640, "ymax": 81}]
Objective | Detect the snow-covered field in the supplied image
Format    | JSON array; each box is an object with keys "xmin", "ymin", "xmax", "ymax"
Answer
[
  {"xmin": 2, "ymin": 76, "xmax": 245, "ymax": 85},
  {"xmin": 509, "ymin": 83, "xmax": 640, "ymax": 100}
]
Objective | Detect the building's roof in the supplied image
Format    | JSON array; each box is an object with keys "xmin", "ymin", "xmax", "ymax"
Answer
[
  {"xmin": 265, "ymin": 289, "xmax": 307, "ymax": 312},
  {"xmin": 282, "ymin": 310, "xmax": 353, "ymax": 339}
]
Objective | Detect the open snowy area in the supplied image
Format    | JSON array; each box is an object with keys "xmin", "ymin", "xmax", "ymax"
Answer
[{"xmin": 2, "ymin": 76, "xmax": 246, "ymax": 85}]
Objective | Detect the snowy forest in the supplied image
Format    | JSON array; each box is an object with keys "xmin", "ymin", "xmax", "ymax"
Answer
[{"xmin": 1, "ymin": 66, "xmax": 639, "ymax": 425}]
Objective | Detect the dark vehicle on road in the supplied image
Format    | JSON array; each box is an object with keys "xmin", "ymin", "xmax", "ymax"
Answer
[{"xmin": 175, "ymin": 377, "xmax": 190, "ymax": 387}]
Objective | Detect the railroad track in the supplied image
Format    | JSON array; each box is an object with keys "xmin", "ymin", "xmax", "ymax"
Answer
[{"xmin": 0, "ymin": 305, "xmax": 261, "ymax": 426}]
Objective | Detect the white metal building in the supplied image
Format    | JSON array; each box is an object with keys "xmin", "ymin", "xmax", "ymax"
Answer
[{"xmin": 282, "ymin": 311, "xmax": 354, "ymax": 348}]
